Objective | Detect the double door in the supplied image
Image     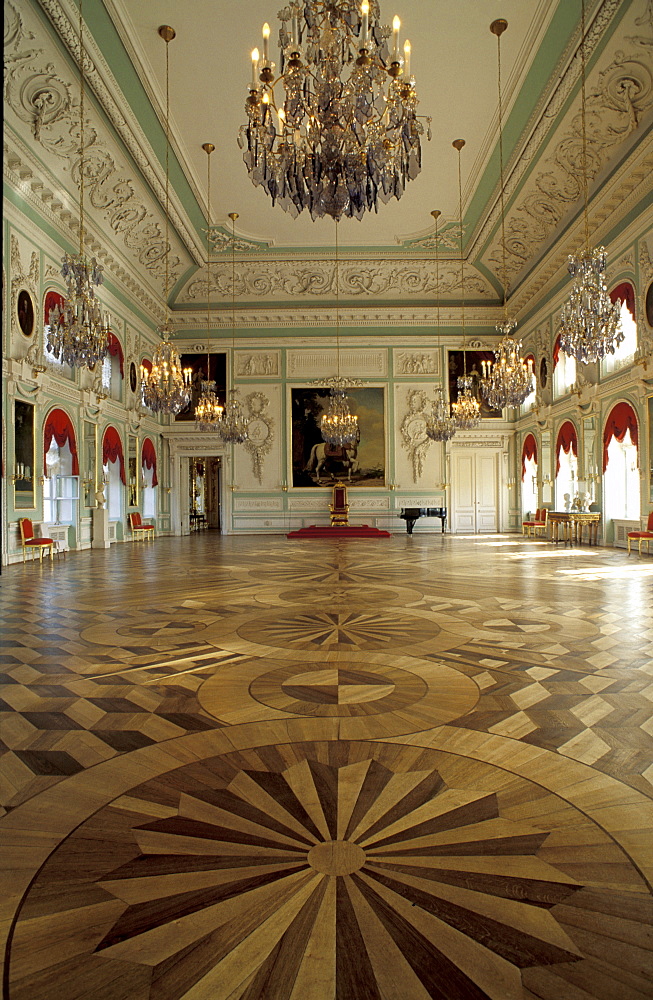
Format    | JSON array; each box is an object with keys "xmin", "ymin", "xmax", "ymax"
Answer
[{"xmin": 451, "ymin": 449, "xmax": 498, "ymax": 533}]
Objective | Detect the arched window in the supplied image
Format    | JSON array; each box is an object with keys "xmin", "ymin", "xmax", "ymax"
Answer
[
  {"xmin": 602, "ymin": 282, "xmax": 638, "ymax": 376},
  {"xmin": 555, "ymin": 420, "xmax": 578, "ymax": 509},
  {"xmin": 140, "ymin": 358, "xmax": 152, "ymax": 408},
  {"xmin": 553, "ymin": 334, "xmax": 576, "ymax": 398},
  {"xmin": 102, "ymin": 426, "xmax": 125, "ymax": 521},
  {"xmin": 521, "ymin": 433, "xmax": 538, "ymax": 516},
  {"xmin": 141, "ymin": 437, "xmax": 158, "ymax": 518},
  {"xmin": 43, "ymin": 408, "xmax": 79, "ymax": 525},
  {"xmin": 520, "ymin": 354, "xmax": 537, "ymax": 412},
  {"xmin": 101, "ymin": 332, "xmax": 124, "ymax": 401},
  {"xmin": 603, "ymin": 402, "xmax": 640, "ymax": 522}
]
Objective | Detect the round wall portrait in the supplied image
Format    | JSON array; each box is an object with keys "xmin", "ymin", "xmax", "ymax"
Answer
[
  {"xmin": 129, "ymin": 361, "xmax": 137, "ymax": 393},
  {"xmin": 17, "ymin": 289, "xmax": 34, "ymax": 337},
  {"xmin": 646, "ymin": 279, "xmax": 653, "ymax": 329},
  {"xmin": 539, "ymin": 357, "xmax": 548, "ymax": 389}
]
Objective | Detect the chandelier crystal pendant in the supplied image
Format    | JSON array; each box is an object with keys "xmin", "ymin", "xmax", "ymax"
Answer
[
  {"xmin": 425, "ymin": 210, "xmax": 457, "ymax": 442},
  {"xmin": 239, "ymin": 1, "xmax": 431, "ymax": 221},
  {"xmin": 216, "ymin": 213, "xmax": 248, "ymax": 445},
  {"xmin": 479, "ymin": 19, "xmax": 533, "ymax": 409},
  {"xmin": 320, "ymin": 223, "xmax": 359, "ymax": 447},
  {"xmin": 559, "ymin": 0, "xmax": 622, "ymax": 364},
  {"xmin": 449, "ymin": 140, "xmax": 481, "ymax": 431},
  {"xmin": 140, "ymin": 26, "xmax": 191, "ymax": 416},
  {"xmin": 195, "ymin": 143, "xmax": 224, "ymax": 432},
  {"xmin": 47, "ymin": 0, "xmax": 110, "ymax": 369}
]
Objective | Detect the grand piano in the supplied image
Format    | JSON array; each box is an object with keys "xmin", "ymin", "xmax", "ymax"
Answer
[{"xmin": 399, "ymin": 507, "xmax": 447, "ymax": 535}]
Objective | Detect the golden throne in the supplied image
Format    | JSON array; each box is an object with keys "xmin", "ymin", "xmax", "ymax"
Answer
[{"xmin": 329, "ymin": 483, "xmax": 349, "ymax": 526}]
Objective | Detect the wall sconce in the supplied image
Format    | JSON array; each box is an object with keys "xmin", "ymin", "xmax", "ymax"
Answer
[
  {"xmin": 388, "ymin": 482, "xmax": 398, "ymax": 490},
  {"xmin": 507, "ymin": 477, "xmax": 516, "ymax": 490},
  {"xmin": 280, "ymin": 482, "xmax": 288, "ymax": 492},
  {"xmin": 229, "ymin": 484, "xmax": 238, "ymax": 492},
  {"xmin": 436, "ymin": 481, "xmax": 449, "ymax": 490}
]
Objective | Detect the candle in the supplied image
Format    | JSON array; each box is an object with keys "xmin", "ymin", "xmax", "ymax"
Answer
[
  {"xmin": 403, "ymin": 39, "xmax": 411, "ymax": 78},
  {"xmin": 251, "ymin": 47, "xmax": 259, "ymax": 89},
  {"xmin": 392, "ymin": 16, "xmax": 401, "ymax": 61},
  {"xmin": 291, "ymin": 15, "xmax": 298, "ymax": 47},
  {"xmin": 361, "ymin": 1, "xmax": 369, "ymax": 47},
  {"xmin": 262, "ymin": 22, "xmax": 270, "ymax": 63}
]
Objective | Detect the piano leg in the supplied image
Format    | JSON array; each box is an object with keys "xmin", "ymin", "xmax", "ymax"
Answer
[
  {"xmin": 405, "ymin": 518, "xmax": 417, "ymax": 535},
  {"xmin": 441, "ymin": 517, "xmax": 446, "ymax": 534}
]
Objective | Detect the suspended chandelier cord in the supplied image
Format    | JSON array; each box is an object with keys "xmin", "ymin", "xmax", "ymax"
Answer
[
  {"xmin": 580, "ymin": 0, "xmax": 590, "ymax": 252},
  {"xmin": 230, "ymin": 213, "xmax": 238, "ymax": 351},
  {"xmin": 455, "ymin": 141, "xmax": 467, "ymax": 375},
  {"xmin": 433, "ymin": 210, "xmax": 440, "ymax": 333},
  {"xmin": 335, "ymin": 219, "xmax": 340, "ymax": 377},
  {"xmin": 495, "ymin": 24, "xmax": 509, "ymax": 320},
  {"xmin": 77, "ymin": 0, "xmax": 85, "ymax": 258},
  {"xmin": 205, "ymin": 145, "xmax": 213, "ymax": 373},
  {"xmin": 164, "ymin": 30, "xmax": 171, "ymax": 325}
]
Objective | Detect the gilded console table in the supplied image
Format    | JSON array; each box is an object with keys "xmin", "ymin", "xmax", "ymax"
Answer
[{"xmin": 548, "ymin": 510, "xmax": 601, "ymax": 546}]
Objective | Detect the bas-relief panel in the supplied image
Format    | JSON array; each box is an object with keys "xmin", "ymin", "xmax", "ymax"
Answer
[
  {"xmin": 233, "ymin": 384, "xmax": 281, "ymax": 491},
  {"xmin": 393, "ymin": 349, "xmax": 441, "ymax": 376},
  {"xmin": 394, "ymin": 385, "xmax": 443, "ymax": 488},
  {"xmin": 287, "ymin": 349, "xmax": 387, "ymax": 378},
  {"xmin": 234, "ymin": 351, "xmax": 280, "ymax": 377}
]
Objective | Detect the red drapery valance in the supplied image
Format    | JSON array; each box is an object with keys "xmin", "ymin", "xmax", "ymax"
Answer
[
  {"xmin": 43, "ymin": 408, "xmax": 79, "ymax": 476},
  {"xmin": 102, "ymin": 426, "xmax": 126, "ymax": 484},
  {"xmin": 552, "ymin": 335, "xmax": 561, "ymax": 370},
  {"xmin": 610, "ymin": 281, "xmax": 636, "ymax": 319},
  {"xmin": 107, "ymin": 333, "xmax": 124, "ymax": 377},
  {"xmin": 521, "ymin": 433, "xmax": 538, "ymax": 480},
  {"xmin": 141, "ymin": 358, "xmax": 152, "ymax": 374},
  {"xmin": 556, "ymin": 421, "xmax": 578, "ymax": 475},
  {"xmin": 141, "ymin": 437, "xmax": 158, "ymax": 487},
  {"xmin": 603, "ymin": 402, "xmax": 638, "ymax": 472},
  {"xmin": 44, "ymin": 290, "xmax": 65, "ymax": 324}
]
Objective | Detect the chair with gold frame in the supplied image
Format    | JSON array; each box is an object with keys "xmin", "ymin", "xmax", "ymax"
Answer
[
  {"xmin": 627, "ymin": 511, "xmax": 653, "ymax": 555},
  {"xmin": 329, "ymin": 483, "xmax": 349, "ymax": 526},
  {"xmin": 19, "ymin": 518, "xmax": 55, "ymax": 562},
  {"xmin": 128, "ymin": 511, "xmax": 155, "ymax": 540}
]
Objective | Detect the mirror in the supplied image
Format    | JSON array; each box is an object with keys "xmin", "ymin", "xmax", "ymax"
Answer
[
  {"xmin": 540, "ymin": 430, "xmax": 552, "ymax": 504},
  {"xmin": 14, "ymin": 400, "xmax": 35, "ymax": 510},
  {"xmin": 128, "ymin": 435, "xmax": 138, "ymax": 507},
  {"xmin": 83, "ymin": 421, "xmax": 97, "ymax": 508}
]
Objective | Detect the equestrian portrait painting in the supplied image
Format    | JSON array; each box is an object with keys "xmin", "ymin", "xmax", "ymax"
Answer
[{"xmin": 291, "ymin": 387, "xmax": 385, "ymax": 488}]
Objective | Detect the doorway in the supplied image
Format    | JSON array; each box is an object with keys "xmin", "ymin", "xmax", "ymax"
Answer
[
  {"xmin": 187, "ymin": 456, "xmax": 221, "ymax": 531},
  {"xmin": 451, "ymin": 449, "xmax": 498, "ymax": 533}
]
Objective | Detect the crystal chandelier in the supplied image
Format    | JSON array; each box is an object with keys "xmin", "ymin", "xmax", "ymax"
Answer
[
  {"xmin": 217, "ymin": 213, "xmax": 248, "ymax": 445},
  {"xmin": 239, "ymin": 1, "xmax": 430, "ymax": 221},
  {"xmin": 450, "ymin": 140, "xmax": 481, "ymax": 431},
  {"xmin": 195, "ymin": 143, "xmax": 224, "ymax": 431},
  {"xmin": 140, "ymin": 26, "xmax": 191, "ymax": 415},
  {"xmin": 425, "ymin": 210, "xmax": 456, "ymax": 442},
  {"xmin": 479, "ymin": 19, "xmax": 532, "ymax": 409},
  {"xmin": 47, "ymin": 0, "xmax": 110, "ymax": 369},
  {"xmin": 320, "ymin": 223, "xmax": 359, "ymax": 446},
  {"xmin": 559, "ymin": 0, "xmax": 622, "ymax": 363}
]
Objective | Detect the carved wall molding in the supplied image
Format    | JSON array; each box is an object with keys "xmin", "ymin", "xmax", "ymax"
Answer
[
  {"xmin": 4, "ymin": 0, "xmax": 186, "ymax": 289},
  {"xmin": 170, "ymin": 305, "xmax": 502, "ymax": 331},
  {"xmin": 289, "ymin": 498, "xmax": 329, "ymax": 511},
  {"xmin": 394, "ymin": 350, "xmax": 440, "ymax": 376},
  {"xmin": 9, "ymin": 234, "xmax": 39, "ymax": 346},
  {"xmin": 396, "ymin": 496, "xmax": 442, "ymax": 508},
  {"xmin": 235, "ymin": 352, "xmax": 280, "ymax": 377},
  {"xmin": 349, "ymin": 497, "xmax": 390, "ymax": 510},
  {"xmin": 287, "ymin": 350, "xmax": 387, "ymax": 378},
  {"xmin": 400, "ymin": 389, "xmax": 433, "ymax": 484},
  {"xmin": 233, "ymin": 498, "xmax": 283, "ymax": 511},
  {"xmin": 243, "ymin": 393, "xmax": 274, "ymax": 485}
]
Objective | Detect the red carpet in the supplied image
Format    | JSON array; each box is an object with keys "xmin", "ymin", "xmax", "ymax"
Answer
[{"xmin": 287, "ymin": 524, "xmax": 391, "ymax": 539}]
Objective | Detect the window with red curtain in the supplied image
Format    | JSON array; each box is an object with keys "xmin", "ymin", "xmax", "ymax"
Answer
[
  {"xmin": 141, "ymin": 358, "xmax": 152, "ymax": 374},
  {"xmin": 602, "ymin": 402, "xmax": 638, "ymax": 472},
  {"xmin": 141, "ymin": 438, "xmax": 158, "ymax": 487},
  {"xmin": 552, "ymin": 335, "xmax": 561, "ymax": 370},
  {"xmin": 43, "ymin": 408, "xmax": 79, "ymax": 476},
  {"xmin": 102, "ymin": 426, "xmax": 126, "ymax": 484},
  {"xmin": 44, "ymin": 290, "xmax": 65, "ymax": 324},
  {"xmin": 521, "ymin": 434, "xmax": 537, "ymax": 480},
  {"xmin": 107, "ymin": 333, "xmax": 124, "ymax": 377},
  {"xmin": 610, "ymin": 282, "xmax": 636, "ymax": 319},
  {"xmin": 555, "ymin": 421, "xmax": 577, "ymax": 475}
]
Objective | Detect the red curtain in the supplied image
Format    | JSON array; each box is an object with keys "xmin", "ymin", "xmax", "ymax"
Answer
[
  {"xmin": 141, "ymin": 358, "xmax": 152, "ymax": 374},
  {"xmin": 610, "ymin": 281, "xmax": 636, "ymax": 320},
  {"xmin": 44, "ymin": 290, "xmax": 65, "ymax": 323},
  {"xmin": 141, "ymin": 437, "xmax": 158, "ymax": 487},
  {"xmin": 521, "ymin": 433, "xmax": 537, "ymax": 480},
  {"xmin": 603, "ymin": 402, "xmax": 638, "ymax": 472},
  {"xmin": 43, "ymin": 408, "xmax": 79, "ymax": 476},
  {"xmin": 102, "ymin": 426, "xmax": 126, "ymax": 484},
  {"xmin": 107, "ymin": 333, "xmax": 124, "ymax": 377},
  {"xmin": 556, "ymin": 421, "xmax": 578, "ymax": 475},
  {"xmin": 552, "ymin": 335, "xmax": 561, "ymax": 370}
]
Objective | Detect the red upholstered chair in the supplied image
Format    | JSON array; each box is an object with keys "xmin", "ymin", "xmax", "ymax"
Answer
[
  {"xmin": 627, "ymin": 511, "xmax": 653, "ymax": 556},
  {"xmin": 19, "ymin": 518, "xmax": 54, "ymax": 562},
  {"xmin": 128, "ymin": 512, "xmax": 155, "ymax": 540},
  {"xmin": 522, "ymin": 508, "xmax": 547, "ymax": 538}
]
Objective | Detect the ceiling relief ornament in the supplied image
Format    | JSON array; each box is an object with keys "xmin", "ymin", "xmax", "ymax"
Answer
[
  {"xmin": 3, "ymin": 0, "xmax": 182, "ymax": 288},
  {"xmin": 208, "ymin": 227, "xmax": 271, "ymax": 254},
  {"xmin": 183, "ymin": 259, "xmax": 493, "ymax": 302},
  {"xmin": 243, "ymin": 392, "xmax": 274, "ymax": 484},
  {"xmin": 401, "ymin": 223, "xmax": 466, "ymax": 252},
  {"xmin": 486, "ymin": 12, "xmax": 653, "ymax": 283},
  {"xmin": 400, "ymin": 389, "xmax": 433, "ymax": 483}
]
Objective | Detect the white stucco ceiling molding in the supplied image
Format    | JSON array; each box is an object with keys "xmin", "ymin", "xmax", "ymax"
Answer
[
  {"xmin": 168, "ymin": 305, "xmax": 502, "ymax": 332},
  {"xmin": 35, "ymin": 0, "xmax": 205, "ymax": 267}
]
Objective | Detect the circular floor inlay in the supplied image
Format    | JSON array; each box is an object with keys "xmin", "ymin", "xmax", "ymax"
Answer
[
  {"xmin": 281, "ymin": 668, "xmax": 396, "ymax": 705},
  {"xmin": 238, "ymin": 609, "xmax": 440, "ymax": 652},
  {"xmin": 308, "ymin": 840, "xmax": 366, "ymax": 875}
]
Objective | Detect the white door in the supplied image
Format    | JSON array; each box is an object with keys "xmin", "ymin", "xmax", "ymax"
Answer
[{"xmin": 451, "ymin": 449, "xmax": 498, "ymax": 533}]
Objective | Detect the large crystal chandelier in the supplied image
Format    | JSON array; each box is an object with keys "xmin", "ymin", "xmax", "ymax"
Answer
[
  {"xmin": 239, "ymin": 1, "xmax": 430, "ymax": 221},
  {"xmin": 195, "ymin": 143, "xmax": 224, "ymax": 431},
  {"xmin": 217, "ymin": 214, "xmax": 248, "ymax": 445},
  {"xmin": 47, "ymin": 0, "xmax": 110, "ymax": 369},
  {"xmin": 450, "ymin": 140, "xmax": 481, "ymax": 431},
  {"xmin": 425, "ymin": 210, "xmax": 456, "ymax": 442},
  {"xmin": 559, "ymin": 0, "xmax": 622, "ymax": 363},
  {"xmin": 141, "ymin": 26, "xmax": 191, "ymax": 415},
  {"xmin": 320, "ymin": 222, "xmax": 359, "ymax": 446},
  {"xmin": 479, "ymin": 19, "xmax": 532, "ymax": 409}
]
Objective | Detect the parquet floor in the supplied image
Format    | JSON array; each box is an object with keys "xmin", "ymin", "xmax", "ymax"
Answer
[{"xmin": 1, "ymin": 531, "xmax": 652, "ymax": 999}]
